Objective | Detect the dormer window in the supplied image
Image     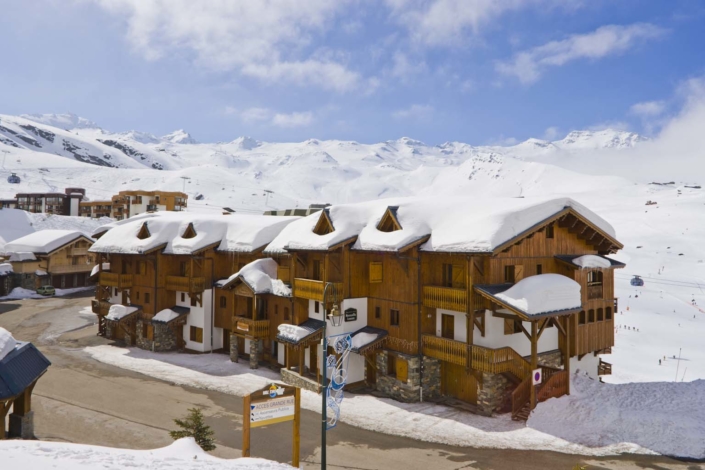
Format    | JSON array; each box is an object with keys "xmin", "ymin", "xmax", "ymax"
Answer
[
  {"xmin": 313, "ymin": 209, "xmax": 334, "ymax": 235},
  {"xmin": 377, "ymin": 206, "xmax": 402, "ymax": 232},
  {"xmin": 137, "ymin": 222, "xmax": 151, "ymax": 240},
  {"xmin": 182, "ymin": 222, "xmax": 197, "ymax": 239}
]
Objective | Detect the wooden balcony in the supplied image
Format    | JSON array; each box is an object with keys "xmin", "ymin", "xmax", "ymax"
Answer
[
  {"xmin": 598, "ymin": 360, "xmax": 612, "ymax": 376},
  {"xmin": 422, "ymin": 334, "xmax": 467, "ymax": 366},
  {"xmin": 587, "ymin": 284, "xmax": 603, "ymax": 300},
  {"xmin": 71, "ymin": 247, "xmax": 89, "ymax": 256},
  {"xmin": 99, "ymin": 272, "xmax": 133, "ymax": 289},
  {"xmin": 293, "ymin": 278, "xmax": 342, "ymax": 302},
  {"xmin": 166, "ymin": 275, "xmax": 206, "ymax": 294},
  {"xmin": 51, "ymin": 264, "xmax": 92, "ymax": 274},
  {"xmin": 91, "ymin": 299, "xmax": 111, "ymax": 316},
  {"xmin": 423, "ymin": 286, "xmax": 467, "ymax": 312},
  {"xmin": 574, "ymin": 319, "xmax": 614, "ymax": 356},
  {"xmin": 233, "ymin": 316, "xmax": 270, "ymax": 339}
]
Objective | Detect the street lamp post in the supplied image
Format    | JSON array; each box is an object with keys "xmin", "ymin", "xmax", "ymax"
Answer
[{"xmin": 320, "ymin": 283, "xmax": 342, "ymax": 470}]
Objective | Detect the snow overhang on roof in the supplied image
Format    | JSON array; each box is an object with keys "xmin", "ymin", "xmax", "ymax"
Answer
[
  {"xmin": 554, "ymin": 254, "xmax": 626, "ymax": 269},
  {"xmin": 151, "ymin": 306, "xmax": 189, "ymax": 324},
  {"xmin": 266, "ymin": 196, "xmax": 621, "ymax": 255},
  {"xmin": 215, "ymin": 258, "xmax": 292, "ymax": 297},
  {"xmin": 276, "ymin": 319, "xmax": 325, "ymax": 346},
  {"xmin": 349, "ymin": 326, "xmax": 388, "ymax": 354},
  {"xmin": 4, "ymin": 230, "xmax": 92, "ymax": 256},
  {"xmin": 475, "ymin": 274, "xmax": 582, "ymax": 321}
]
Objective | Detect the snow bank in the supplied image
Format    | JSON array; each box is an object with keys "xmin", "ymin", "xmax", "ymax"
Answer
[
  {"xmin": 496, "ymin": 274, "xmax": 581, "ymax": 315},
  {"xmin": 267, "ymin": 196, "xmax": 617, "ymax": 254},
  {"xmin": 152, "ymin": 308, "xmax": 181, "ymax": 323},
  {"xmin": 529, "ymin": 375, "xmax": 705, "ymax": 459},
  {"xmin": 106, "ymin": 305, "xmax": 138, "ymax": 321},
  {"xmin": 0, "ymin": 286, "xmax": 93, "ymax": 301},
  {"xmin": 573, "ymin": 255, "xmax": 612, "ymax": 269},
  {"xmin": 9, "ymin": 252, "xmax": 36, "ymax": 262},
  {"xmin": 0, "ymin": 327, "xmax": 17, "ymax": 361},
  {"xmin": 91, "ymin": 212, "xmax": 299, "ymax": 255},
  {"xmin": 4, "ymin": 230, "xmax": 89, "ymax": 255},
  {"xmin": 0, "ymin": 263, "xmax": 12, "ymax": 274},
  {"xmin": 34, "ymin": 269, "xmax": 47, "ymax": 276},
  {"xmin": 0, "ymin": 437, "xmax": 293, "ymax": 470},
  {"xmin": 277, "ymin": 324, "xmax": 311, "ymax": 341},
  {"xmin": 216, "ymin": 259, "xmax": 291, "ymax": 296}
]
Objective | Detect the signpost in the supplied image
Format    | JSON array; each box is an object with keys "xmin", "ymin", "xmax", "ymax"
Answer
[
  {"xmin": 344, "ymin": 308, "xmax": 357, "ymax": 322},
  {"xmin": 532, "ymin": 368, "xmax": 542, "ymax": 386},
  {"xmin": 243, "ymin": 383, "xmax": 301, "ymax": 468}
]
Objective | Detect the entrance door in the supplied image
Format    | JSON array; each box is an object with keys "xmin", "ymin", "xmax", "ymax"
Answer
[
  {"xmin": 222, "ymin": 329, "xmax": 231, "ymax": 353},
  {"xmin": 441, "ymin": 362, "xmax": 477, "ymax": 403},
  {"xmin": 441, "ymin": 314, "xmax": 455, "ymax": 340},
  {"xmin": 309, "ymin": 345, "xmax": 318, "ymax": 378}
]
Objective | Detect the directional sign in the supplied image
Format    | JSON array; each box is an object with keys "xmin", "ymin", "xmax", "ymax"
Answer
[{"xmin": 250, "ymin": 395, "xmax": 295, "ymax": 428}]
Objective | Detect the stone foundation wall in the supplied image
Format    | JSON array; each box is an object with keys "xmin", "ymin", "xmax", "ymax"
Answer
[
  {"xmin": 136, "ymin": 319, "xmax": 152, "ymax": 350},
  {"xmin": 477, "ymin": 372, "xmax": 513, "ymax": 416},
  {"xmin": 375, "ymin": 351, "xmax": 422, "ymax": 403},
  {"xmin": 230, "ymin": 333, "xmax": 239, "ymax": 362},
  {"xmin": 536, "ymin": 349, "xmax": 563, "ymax": 368},
  {"xmin": 281, "ymin": 368, "xmax": 320, "ymax": 393},
  {"xmin": 249, "ymin": 339, "xmax": 261, "ymax": 369},
  {"xmin": 421, "ymin": 356, "xmax": 441, "ymax": 400},
  {"xmin": 135, "ymin": 320, "xmax": 179, "ymax": 351}
]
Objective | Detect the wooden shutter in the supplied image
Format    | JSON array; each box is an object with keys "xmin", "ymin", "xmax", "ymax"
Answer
[
  {"xmin": 396, "ymin": 357, "xmax": 408, "ymax": 383},
  {"xmin": 504, "ymin": 319, "xmax": 515, "ymax": 335},
  {"xmin": 369, "ymin": 262, "xmax": 383, "ymax": 283},
  {"xmin": 514, "ymin": 265, "xmax": 524, "ymax": 282},
  {"xmin": 452, "ymin": 264, "xmax": 465, "ymax": 289}
]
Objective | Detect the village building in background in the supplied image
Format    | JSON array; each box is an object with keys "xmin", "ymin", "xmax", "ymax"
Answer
[{"xmin": 88, "ymin": 197, "xmax": 623, "ymax": 420}]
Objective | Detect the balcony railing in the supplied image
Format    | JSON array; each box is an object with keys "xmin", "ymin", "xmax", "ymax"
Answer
[
  {"xmin": 91, "ymin": 299, "xmax": 111, "ymax": 316},
  {"xmin": 71, "ymin": 247, "xmax": 89, "ymax": 256},
  {"xmin": 293, "ymin": 278, "xmax": 342, "ymax": 302},
  {"xmin": 99, "ymin": 272, "xmax": 133, "ymax": 289},
  {"xmin": 166, "ymin": 275, "xmax": 205, "ymax": 293},
  {"xmin": 423, "ymin": 285, "xmax": 467, "ymax": 312},
  {"xmin": 598, "ymin": 360, "xmax": 612, "ymax": 376},
  {"xmin": 51, "ymin": 264, "xmax": 92, "ymax": 274},
  {"xmin": 421, "ymin": 334, "xmax": 467, "ymax": 366},
  {"xmin": 587, "ymin": 284, "xmax": 603, "ymax": 300},
  {"xmin": 233, "ymin": 316, "xmax": 270, "ymax": 339}
]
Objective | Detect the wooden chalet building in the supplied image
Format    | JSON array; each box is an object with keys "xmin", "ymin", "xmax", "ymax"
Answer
[{"xmin": 88, "ymin": 197, "xmax": 623, "ymax": 420}]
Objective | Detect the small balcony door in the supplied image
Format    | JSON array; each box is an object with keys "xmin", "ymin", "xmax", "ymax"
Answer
[{"xmin": 441, "ymin": 314, "xmax": 455, "ymax": 340}]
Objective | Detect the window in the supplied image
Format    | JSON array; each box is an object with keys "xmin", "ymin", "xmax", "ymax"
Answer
[
  {"xmin": 579, "ymin": 310, "xmax": 586, "ymax": 325},
  {"xmin": 114, "ymin": 288, "xmax": 118, "ymax": 296},
  {"xmin": 387, "ymin": 354, "xmax": 408, "ymax": 382},
  {"xmin": 180, "ymin": 261, "xmax": 188, "ymax": 276},
  {"xmin": 588, "ymin": 309, "xmax": 595, "ymax": 323},
  {"xmin": 220, "ymin": 296, "xmax": 227, "ymax": 308},
  {"xmin": 181, "ymin": 293, "xmax": 185, "ymax": 302},
  {"xmin": 275, "ymin": 305, "xmax": 279, "ymax": 316},
  {"xmin": 312, "ymin": 260, "xmax": 322, "ymax": 281},
  {"xmin": 390, "ymin": 309, "xmax": 400, "ymax": 326},
  {"xmin": 545, "ymin": 224, "xmax": 554, "ymax": 239},
  {"xmin": 135, "ymin": 291, "xmax": 140, "ymax": 301},
  {"xmin": 369, "ymin": 262, "xmax": 383, "ymax": 283},
  {"xmin": 536, "ymin": 264, "xmax": 543, "ymax": 275},
  {"xmin": 375, "ymin": 306, "xmax": 381, "ymax": 319},
  {"xmin": 504, "ymin": 319, "xmax": 523, "ymax": 335},
  {"xmin": 314, "ymin": 301, "xmax": 320, "ymax": 314},
  {"xmin": 145, "ymin": 293, "xmax": 150, "ymax": 304},
  {"xmin": 587, "ymin": 271, "xmax": 603, "ymax": 285},
  {"xmin": 504, "ymin": 265, "xmax": 515, "ymax": 283},
  {"xmin": 190, "ymin": 326, "xmax": 203, "ymax": 343},
  {"xmin": 190, "ymin": 296, "xmax": 197, "ymax": 307},
  {"xmin": 606, "ymin": 307, "xmax": 612, "ymax": 320},
  {"xmin": 284, "ymin": 307, "xmax": 290, "ymax": 321},
  {"xmin": 597, "ymin": 308, "xmax": 604, "ymax": 322},
  {"xmin": 442, "ymin": 263, "xmax": 453, "ymax": 288}
]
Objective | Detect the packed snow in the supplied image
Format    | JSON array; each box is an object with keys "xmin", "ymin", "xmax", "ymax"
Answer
[
  {"xmin": 35, "ymin": 269, "xmax": 47, "ymax": 276},
  {"xmin": 84, "ymin": 345, "xmax": 651, "ymax": 457},
  {"xmin": 573, "ymin": 255, "xmax": 613, "ymax": 269},
  {"xmin": 152, "ymin": 308, "xmax": 182, "ymax": 323},
  {"xmin": 529, "ymin": 375, "xmax": 705, "ymax": 459},
  {"xmin": 0, "ymin": 327, "xmax": 17, "ymax": 361},
  {"xmin": 495, "ymin": 274, "xmax": 582, "ymax": 315},
  {"xmin": 0, "ymin": 263, "xmax": 13, "ymax": 274},
  {"xmin": 351, "ymin": 332, "xmax": 379, "ymax": 349},
  {"xmin": 8, "ymin": 252, "xmax": 36, "ymax": 261},
  {"xmin": 0, "ymin": 437, "xmax": 293, "ymax": 470},
  {"xmin": 276, "ymin": 324, "xmax": 312, "ymax": 342},
  {"xmin": 215, "ymin": 259, "xmax": 291, "ymax": 297},
  {"xmin": 0, "ymin": 286, "xmax": 92, "ymax": 300},
  {"xmin": 3, "ymin": 229, "xmax": 90, "ymax": 255},
  {"xmin": 106, "ymin": 305, "xmax": 139, "ymax": 321}
]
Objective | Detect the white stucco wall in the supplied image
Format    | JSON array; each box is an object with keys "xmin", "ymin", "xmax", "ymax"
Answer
[
  {"xmin": 570, "ymin": 353, "xmax": 600, "ymax": 380},
  {"xmin": 277, "ymin": 341, "xmax": 286, "ymax": 365},
  {"xmin": 180, "ymin": 289, "xmax": 219, "ymax": 352},
  {"xmin": 69, "ymin": 197, "xmax": 80, "ymax": 216}
]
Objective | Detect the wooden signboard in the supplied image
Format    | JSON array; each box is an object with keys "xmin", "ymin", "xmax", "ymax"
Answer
[{"xmin": 243, "ymin": 383, "xmax": 301, "ymax": 468}]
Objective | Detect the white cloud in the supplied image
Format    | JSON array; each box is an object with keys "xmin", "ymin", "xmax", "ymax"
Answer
[
  {"xmin": 543, "ymin": 126, "xmax": 560, "ymax": 140},
  {"xmin": 92, "ymin": 0, "xmax": 362, "ymax": 92},
  {"xmin": 392, "ymin": 104, "xmax": 434, "ymax": 120},
  {"xmin": 630, "ymin": 100, "xmax": 666, "ymax": 117},
  {"xmin": 239, "ymin": 107, "xmax": 272, "ymax": 123},
  {"xmin": 272, "ymin": 111, "xmax": 314, "ymax": 128},
  {"xmin": 389, "ymin": 52, "xmax": 427, "ymax": 79},
  {"xmin": 496, "ymin": 23, "xmax": 666, "ymax": 84}
]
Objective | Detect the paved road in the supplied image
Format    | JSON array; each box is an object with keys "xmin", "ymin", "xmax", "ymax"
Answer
[{"xmin": 0, "ymin": 294, "xmax": 701, "ymax": 470}]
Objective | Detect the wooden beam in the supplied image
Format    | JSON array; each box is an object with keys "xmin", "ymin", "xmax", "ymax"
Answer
[
  {"xmin": 536, "ymin": 318, "xmax": 549, "ymax": 341},
  {"xmin": 530, "ymin": 322, "xmax": 538, "ymax": 410},
  {"xmin": 554, "ymin": 316, "xmax": 567, "ymax": 337},
  {"xmin": 491, "ymin": 311, "xmax": 523, "ymax": 321},
  {"xmin": 520, "ymin": 323, "xmax": 531, "ymax": 342}
]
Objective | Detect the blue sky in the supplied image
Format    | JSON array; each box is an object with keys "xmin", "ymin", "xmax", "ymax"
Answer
[{"xmin": 1, "ymin": 0, "xmax": 704, "ymax": 145}]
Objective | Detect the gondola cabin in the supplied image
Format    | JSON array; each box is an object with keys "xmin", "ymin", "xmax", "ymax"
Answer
[
  {"xmin": 630, "ymin": 275, "xmax": 644, "ymax": 287},
  {"xmin": 7, "ymin": 173, "xmax": 20, "ymax": 184}
]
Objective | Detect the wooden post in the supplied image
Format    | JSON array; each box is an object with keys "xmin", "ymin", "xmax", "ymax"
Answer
[
  {"xmin": 242, "ymin": 393, "xmax": 251, "ymax": 457},
  {"xmin": 564, "ymin": 316, "xmax": 571, "ymax": 395},
  {"xmin": 530, "ymin": 321, "xmax": 538, "ymax": 410},
  {"xmin": 0, "ymin": 399, "xmax": 13, "ymax": 440},
  {"xmin": 292, "ymin": 387, "xmax": 301, "ymax": 468},
  {"xmin": 299, "ymin": 347, "xmax": 305, "ymax": 375}
]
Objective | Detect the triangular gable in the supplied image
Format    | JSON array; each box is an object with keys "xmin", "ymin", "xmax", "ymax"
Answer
[
  {"xmin": 181, "ymin": 222, "xmax": 197, "ymax": 239},
  {"xmin": 377, "ymin": 206, "xmax": 402, "ymax": 232},
  {"xmin": 46, "ymin": 235, "xmax": 94, "ymax": 257},
  {"xmin": 137, "ymin": 222, "xmax": 151, "ymax": 240},
  {"xmin": 312, "ymin": 208, "xmax": 334, "ymax": 236}
]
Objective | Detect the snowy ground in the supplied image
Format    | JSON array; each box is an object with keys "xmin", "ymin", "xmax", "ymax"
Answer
[
  {"xmin": 0, "ymin": 437, "xmax": 292, "ymax": 470},
  {"xmin": 0, "ymin": 286, "xmax": 93, "ymax": 301},
  {"xmin": 83, "ymin": 344, "xmax": 651, "ymax": 457}
]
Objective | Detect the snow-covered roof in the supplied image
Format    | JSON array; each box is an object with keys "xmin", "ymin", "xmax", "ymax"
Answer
[
  {"xmin": 276, "ymin": 318, "xmax": 325, "ymax": 345},
  {"xmin": 0, "ymin": 327, "xmax": 17, "ymax": 362},
  {"xmin": 215, "ymin": 258, "xmax": 291, "ymax": 296},
  {"xmin": 4, "ymin": 230, "xmax": 91, "ymax": 255},
  {"xmin": 106, "ymin": 305, "xmax": 139, "ymax": 321},
  {"xmin": 152, "ymin": 307, "xmax": 189, "ymax": 324},
  {"xmin": 0, "ymin": 263, "xmax": 13, "ymax": 275},
  {"xmin": 8, "ymin": 252, "xmax": 36, "ymax": 262},
  {"xmin": 266, "ymin": 196, "xmax": 618, "ymax": 254},
  {"xmin": 488, "ymin": 274, "xmax": 582, "ymax": 317},
  {"xmin": 90, "ymin": 212, "xmax": 300, "ymax": 255}
]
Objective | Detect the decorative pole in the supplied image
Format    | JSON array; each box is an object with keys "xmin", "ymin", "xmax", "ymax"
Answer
[{"xmin": 321, "ymin": 282, "xmax": 330, "ymax": 470}]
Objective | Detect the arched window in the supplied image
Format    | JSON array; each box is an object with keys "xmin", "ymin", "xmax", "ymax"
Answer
[{"xmin": 588, "ymin": 309, "xmax": 595, "ymax": 323}]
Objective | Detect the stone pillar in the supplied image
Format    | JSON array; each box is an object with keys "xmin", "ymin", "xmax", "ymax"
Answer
[
  {"xmin": 249, "ymin": 339, "xmax": 261, "ymax": 369},
  {"xmin": 477, "ymin": 372, "xmax": 512, "ymax": 416},
  {"xmin": 230, "ymin": 333, "xmax": 239, "ymax": 363},
  {"xmin": 8, "ymin": 411, "xmax": 34, "ymax": 439},
  {"xmin": 421, "ymin": 357, "xmax": 441, "ymax": 400}
]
